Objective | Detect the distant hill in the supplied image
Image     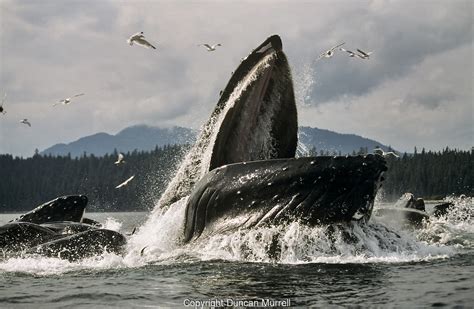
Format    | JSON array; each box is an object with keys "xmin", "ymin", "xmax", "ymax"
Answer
[
  {"xmin": 41, "ymin": 124, "xmax": 394, "ymax": 157},
  {"xmin": 298, "ymin": 126, "xmax": 393, "ymax": 155},
  {"xmin": 41, "ymin": 125, "xmax": 196, "ymax": 157}
]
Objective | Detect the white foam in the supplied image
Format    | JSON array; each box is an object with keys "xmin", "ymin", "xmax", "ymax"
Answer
[{"xmin": 102, "ymin": 217, "xmax": 123, "ymax": 232}]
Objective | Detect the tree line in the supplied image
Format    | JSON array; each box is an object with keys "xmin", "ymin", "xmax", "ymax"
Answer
[{"xmin": 0, "ymin": 146, "xmax": 471, "ymax": 212}]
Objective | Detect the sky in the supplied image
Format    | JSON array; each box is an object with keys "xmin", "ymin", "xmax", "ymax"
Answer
[{"xmin": 0, "ymin": 0, "xmax": 472, "ymax": 157}]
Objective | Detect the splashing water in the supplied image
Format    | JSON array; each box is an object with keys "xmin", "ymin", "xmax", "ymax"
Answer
[
  {"xmin": 1, "ymin": 194, "xmax": 471, "ymax": 274},
  {"xmin": 293, "ymin": 62, "xmax": 316, "ymax": 107},
  {"xmin": 102, "ymin": 217, "xmax": 122, "ymax": 232},
  {"xmin": 417, "ymin": 196, "xmax": 473, "ymax": 248},
  {"xmin": 296, "ymin": 131, "xmax": 311, "ymax": 158}
]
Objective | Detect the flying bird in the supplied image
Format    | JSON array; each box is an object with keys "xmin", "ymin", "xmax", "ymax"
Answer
[
  {"xmin": 316, "ymin": 42, "xmax": 345, "ymax": 61},
  {"xmin": 0, "ymin": 93, "xmax": 6, "ymax": 115},
  {"xmin": 54, "ymin": 93, "xmax": 85, "ymax": 107},
  {"xmin": 340, "ymin": 47, "xmax": 356, "ymax": 57},
  {"xmin": 356, "ymin": 49, "xmax": 373, "ymax": 59},
  {"xmin": 127, "ymin": 32, "xmax": 157, "ymax": 49},
  {"xmin": 114, "ymin": 153, "xmax": 126, "ymax": 165},
  {"xmin": 20, "ymin": 119, "xmax": 31, "ymax": 127},
  {"xmin": 116, "ymin": 175, "xmax": 135, "ymax": 189},
  {"xmin": 373, "ymin": 147, "xmax": 399, "ymax": 158},
  {"xmin": 198, "ymin": 43, "xmax": 222, "ymax": 51}
]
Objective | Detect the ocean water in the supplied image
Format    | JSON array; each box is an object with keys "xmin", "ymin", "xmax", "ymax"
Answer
[{"xmin": 0, "ymin": 197, "xmax": 473, "ymax": 308}]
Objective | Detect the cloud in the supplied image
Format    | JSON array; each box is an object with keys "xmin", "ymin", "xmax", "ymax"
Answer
[
  {"xmin": 299, "ymin": 44, "xmax": 473, "ymax": 152},
  {"xmin": 0, "ymin": 0, "xmax": 472, "ymax": 156}
]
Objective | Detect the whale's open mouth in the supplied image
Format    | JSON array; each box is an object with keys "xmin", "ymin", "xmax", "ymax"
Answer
[
  {"xmin": 158, "ymin": 35, "xmax": 298, "ymax": 208},
  {"xmin": 209, "ymin": 35, "xmax": 297, "ymax": 170}
]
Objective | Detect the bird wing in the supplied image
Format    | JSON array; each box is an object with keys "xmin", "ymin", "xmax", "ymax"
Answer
[
  {"xmin": 130, "ymin": 32, "xmax": 144, "ymax": 40},
  {"xmin": 118, "ymin": 153, "xmax": 124, "ymax": 161},
  {"xmin": 128, "ymin": 32, "xmax": 144, "ymax": 45},
  {"xmin": 330, "ymin": 42, "xmax": 345, "ymax": 51},
  {"xmin": 73, "ymin": 93, "xmax": 85, "ymax": 98},
  {"xmin": 316, "ymin": 52, "xmax": 327, "ymax": 60},
  {"xmin": 116, "ymin": 175, "xmax": 135, "ymax": 188},
  {"xmin": 357, "ymin": 49, "xmax": 369, "ymax": 57},
  {"xmin": 135, "ymin": 38, "xmax": 156, "ymax": 49},
  {"xmin": 21, "ymin": 120, "xmax": 31, "ymax": 126},
  {"xmin": 203, "ymin": 44, "xmax": 212, "ymax": 50}
]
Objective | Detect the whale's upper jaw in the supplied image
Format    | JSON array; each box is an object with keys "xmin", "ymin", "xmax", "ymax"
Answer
[{"xmin": 209, "ymin": 34, "xmax": 297, "ymax": 171}]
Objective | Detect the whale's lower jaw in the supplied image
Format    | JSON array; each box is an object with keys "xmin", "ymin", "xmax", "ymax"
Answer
[{"xmin": 183, "ymin": 155, "xmax": 387, "ymax": 243}]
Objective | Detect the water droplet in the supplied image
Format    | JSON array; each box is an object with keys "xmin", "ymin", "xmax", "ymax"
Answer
[
  {"xmin": 267, "ymin": 182, "xmax": 272, "ymax": 186},
  {"xmin": 237, "ymin": 191, "xmax": 241, "ymax": 195},
  {"xmin": 310, "ymin": 161, "xmax": 315, "ymax": 165},
  {"xmin": 282, "ymin": 167, "xmax": 288, "ymax": 171}
]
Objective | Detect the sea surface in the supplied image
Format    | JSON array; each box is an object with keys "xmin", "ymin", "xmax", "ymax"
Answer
[{"xmin": 0, "ymin": 196, "xmax": 473, "ymax": 308}]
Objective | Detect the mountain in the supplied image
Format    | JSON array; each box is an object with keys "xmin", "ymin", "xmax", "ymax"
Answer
[
  {"xmin": 41, "ymin": 125, "xmax": 394, "ymax": 157},
  {"xmin": 298, "ymin": 126, "xmax": 393, "ymax": 155},
  {"xmin": 41, "ymin": 125, "xmax": 196, "ymax": 157}
]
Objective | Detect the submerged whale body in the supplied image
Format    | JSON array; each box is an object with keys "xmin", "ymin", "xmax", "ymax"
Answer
[{"xmin": 0, "ymin": 195, "xmax": 124, "ymax": 260}]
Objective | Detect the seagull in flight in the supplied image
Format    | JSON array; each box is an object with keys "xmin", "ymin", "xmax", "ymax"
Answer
[
  {"xmin": 54, "ymin": 93, "xmax": 85, "ymax": 107},
  {"xmin": 340, "ymin": 47, "xmax": 356, "ymax": 57},
  {"xmin": 116, "ymin": 175, "xmax": 135, "ymax": 189},
  {"xmin": 316, "ymin": 42, "xmax": 345, "ymax": 61},
  {"xmin": 356, "ymin": 48, "xmax": 373, "ymax": 59},
  {"xmin": 114, "ymin": 153, "xmax": 126, "ymax": 165},
  {"xmin": 0, "ymin": 93, "xmax": 6, "ymax": 115},
  {"xmin": 198, "ymin": 43, "xmax": 222, "ymax": 51},
  {"xmin": 20, "ymin": 119, "xmax": 31, "ymax": 127},
  {"xmin": 373, "ymin": 147, "xmax": 399, "ymax": 158},
  {"xmin": 127, "ymin": 32, "xmax": 157, "ymax": 50}
]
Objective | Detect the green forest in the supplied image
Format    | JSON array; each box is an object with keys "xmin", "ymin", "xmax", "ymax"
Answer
[{"xmin": 0, "ymin": 146, "xmax": 472, "ymax": 212}]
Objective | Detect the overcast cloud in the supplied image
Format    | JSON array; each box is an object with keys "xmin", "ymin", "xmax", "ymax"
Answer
[{"xmin": 0, "ymin": 0, "xmax": 472, "ymax": 156}]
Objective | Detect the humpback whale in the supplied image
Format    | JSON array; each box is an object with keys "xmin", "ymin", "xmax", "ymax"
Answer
[
  {"xmin": 0, "ymin": 195, "xmax": 121, "ymax": 260},
  {"xmin": 155, "ymin": 34, "xmax": 387, "ymax": 243}
]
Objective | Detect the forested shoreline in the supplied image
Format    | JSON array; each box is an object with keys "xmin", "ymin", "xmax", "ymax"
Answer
[{"xmin": 0, "ymin": 146, "xmax": 471, "ymax": 212}]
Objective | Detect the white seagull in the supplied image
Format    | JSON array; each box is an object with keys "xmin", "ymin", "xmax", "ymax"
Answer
[
  {"xmin": 316, "ymin": 42, "xmax": 345, "ymax": 61},
  {"xmin": 114, "ymin": 153, "xmax": 126, "ymax": 165},
  {"xmin": 116, "ymin": 175, "xmax": 135, "ymax": 189},
  {"xmin": 127, "ymin": 32, "xmax": 157, "ymax": 50},
  {"xmin": 198, "ymin": 43, "xmax": 222, "ymax": 51},
  {"xmin": 0, "ymin": 93, "xmax": 6, "ymax": 115},
  {"xmin": 356, "ymin": 48, "xmax": 373, "ymax": 59},
  {"xmin": 20, "ymin": 119, "xmax": 31, "ymax": 127},
  {"xmin": 340, "ymin": 47, "xmax": 356, "ymax": 57},
  {"xmin": 54, "ymin": 93, "xmax": 85, "ymax": 107},
  {"xmin": 373, "ymin": 147, "xmax": 399, "ymax": 158}
]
